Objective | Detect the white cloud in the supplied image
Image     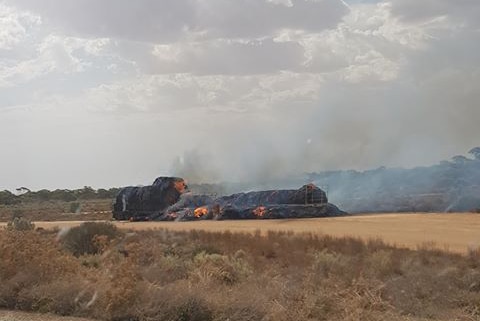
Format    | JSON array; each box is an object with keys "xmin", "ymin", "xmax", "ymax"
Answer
[
  {"xmin": 0, "ymin": 3, "xmax": 40, "ymax": 49},
  {"xmin": 0, "ymin": 35, "xmax": 92, "ymax": 87},
  {"xmin": 7, "ymin": 0, "xmax": 348, "ymax": 41},
  {"xmin": 342, "ymin": 50, "xmax": 400, "ymax": 83},
  {"xmin": 80, "ymin": 71, "xmax": 327, "ymax": 115},
  {"xmin": 150, "ymin": 38, "xmax": 304, "ymax": 75},
  {"xmin": 266, "ymin": 0, "xmax": 293, "ymax": 7},
  {"xmin": 389, "ymin": 0, "xmax": 480, "ymax": 28}
]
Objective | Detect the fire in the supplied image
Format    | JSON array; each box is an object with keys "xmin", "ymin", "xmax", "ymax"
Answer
[
  {"xmin": 167, "ymin": 212, "xmax": 178, "ymax": 219},
  {"xmin": 194, "ymin": 206, "xmax": 209, "ymax": 218},
  {"xmin": 253, "ymin": 206, "xmax": 267, "ymax": 217}
]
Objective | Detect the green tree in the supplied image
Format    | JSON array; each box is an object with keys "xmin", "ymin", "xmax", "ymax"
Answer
[
  {"xmin": 75, "ymin": 186, "xmax": 97, "ymax": 200},
  {"xmin": 0, "ymin": 190, "xmax": 19, "ymax": 205}
]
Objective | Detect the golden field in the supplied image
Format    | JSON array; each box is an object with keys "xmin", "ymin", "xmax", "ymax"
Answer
[{"xmin": 3, "ymin": 213, "xmax": 479, "ymax": 254}]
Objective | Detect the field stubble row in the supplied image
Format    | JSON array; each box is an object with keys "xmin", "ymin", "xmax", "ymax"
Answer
[{"xmin": 6, "ymin": 212, "xmax": 480, "ymax": 254}]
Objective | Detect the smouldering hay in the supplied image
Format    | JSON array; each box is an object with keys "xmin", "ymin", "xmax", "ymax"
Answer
[{"xmin": 0, "ymin": 228, "xmax": 480, "ymax": 320}]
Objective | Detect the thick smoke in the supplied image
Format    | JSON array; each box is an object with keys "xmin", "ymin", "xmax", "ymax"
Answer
[
  {"xmin": 168, "ymin": 0, "xmax": 480, "ymax": 190},
  {"xmin": 170, "ymin": 150, "xmax": 221, "ymax": 185},
  {"xmin": 0, "ymin": 0, "xmax": 479, "ymax": 192}
]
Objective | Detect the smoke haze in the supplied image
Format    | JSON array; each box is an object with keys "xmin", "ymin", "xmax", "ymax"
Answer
[{"xmin": 1, "ymin": 0, "xmax": 479, "ymax": 190}]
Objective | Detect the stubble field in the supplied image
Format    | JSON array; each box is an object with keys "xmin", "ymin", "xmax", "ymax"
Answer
[{"xmin": 3, "ymin": 212, "xmax": 479, "ymax": 253}]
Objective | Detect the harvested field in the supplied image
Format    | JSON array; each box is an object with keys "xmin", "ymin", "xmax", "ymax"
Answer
[{"xmin": 3, "ymin": 213, "xmax": 479, "ymax": 254}]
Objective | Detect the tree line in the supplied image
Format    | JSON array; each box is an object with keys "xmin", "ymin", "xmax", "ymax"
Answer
[
  {"xmin": 309, "ymin": 147, "xmax": 480, "ymax": 212},
  {"xmin": 0, "ymin": 186, "xmax": 121, "ymax": 205}
]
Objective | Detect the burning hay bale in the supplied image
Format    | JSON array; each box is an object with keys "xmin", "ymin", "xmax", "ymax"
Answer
[
  {"xmin": 113, "ymin": 177, "xmax": 347, "ymax": 221},
  {"xmin": 215, "ymin": 203, "xmax": 345, "ymax": 220},
  {"xmin": 215, "ymin": 183, "xmax": 327, "ymax": 208},
  {"xmin": 166, "ymin": 194, "xmax": 215, "ymax": 213},
  {"xmin": 112, "ymin": 177, "xmax": 187, "ymax": 221}
]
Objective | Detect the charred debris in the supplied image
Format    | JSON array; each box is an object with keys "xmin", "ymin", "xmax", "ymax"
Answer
[{"xmin": 113, "ymin": 177, "xmax": 347, "ymax": 221}]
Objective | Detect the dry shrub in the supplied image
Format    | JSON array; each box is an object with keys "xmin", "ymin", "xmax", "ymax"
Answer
[
  {"xmin": 311, "ymin": 249, "xmax": 351, "ymax": 278},
  {"xmin": 364, "ymin": 250, "xmax": 402, "ymax": 278},
  {"xmin": 0, "ymin": 230, "xmax": 83, "ymax": 312},
  {"xmin": 2, "ymin": 227, "xmax": 480, "ymax": 321},
  {"xmin": 190, "ymin": 251, "xmax": 252, "ymax": 285},
  {"xmin": 61, "ymin": 222, "xmax": 121, "ymax": 256},
  {"xmin": 140, "ymin": 255, "xmax": 190, "ymax": 285},
  {"xmin": 308, "ymin": 249, "xmax": 361, "ymax": 286},
  {"xmin": 130, "ymin": 281, "xmax": 214, "ymax": 321},
  {"xmin": 467, "ymin": 247, "xmax": 480, "ymax": 268},
  {"xmin": 0, "ymin": 230, "xmax": 78, "ymax": 283},
  {"xmin": 15, "ymin": 278, "xmax": 85, "ymax": 315},
  {"xmin": 168, "ymin": 297, "xmax": 213, "ymax": 321},
  {"xmin": 208, "ymin": 280, "xmax": 269, "ymax": 321},
  {"xmin": 101, "ymin": 259, "xmax": 140, "ymax": 321},
  {"xmin": 120, "ymin": 237, "xmax": 191, "ymax": 285},
  {"xmin": 215, "ymin": 304, "xmax": 264, "ymax": 321},
  {"xmin": 382, "ymin": 252, "xmax": 474, "ymax": 319},
  {"xmin": 5, "ymin": 217, "xmax": 35, "ymax": 231},
  {"xmin": 340, "ymin": 278, "xmax": 392, "ymax": 315},
  {"xmin": 267, "ymin": 281, "xmax": 339, "ymax": 321}
]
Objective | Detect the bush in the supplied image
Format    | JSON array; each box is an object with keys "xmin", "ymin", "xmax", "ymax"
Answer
[
  {"xmin": 6, "ymin": 217, "xmax": 35, "ymax": 231},
  {"xmin": 16, "ymin": 279, "xmax": 82, "ymax": 315},
  {"xmin": 69, "ymin": 202, "xmax": 81, "ymax": 214},
  {"xmin": 61, "ymin": 222, "xmax": 121, "ymax": 256},
  {"xmin": 168, "ymin": 297, "xmax": 213, "ymax": 321},
  {"xmin": 0, "ymin": 230, "xmax": 80, "ymax": 310},
  {"xmin": 190, "ymin": 251, "xmax": 252, "ymax": 285}
]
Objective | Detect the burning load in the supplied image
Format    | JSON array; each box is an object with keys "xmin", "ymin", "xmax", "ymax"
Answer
[
  {"xmin": 112, "ymin": 177, "xmax": 187, "ymax": 220},
  {"xmin": 113, "ymin": 177, "xmax": 347, "ymax": 221}
]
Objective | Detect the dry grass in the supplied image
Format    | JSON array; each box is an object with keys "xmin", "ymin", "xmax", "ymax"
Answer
[
  {"xmin": 116, "ymin": 212, "xmax": 480, "ymax": 253},
  {"xmin": 1, "ymin": 222, "xmax": 480, "ymax": 321},
  {"xmin": 7, "ymin": 212, "xmax": 480, "ymax": 254}
]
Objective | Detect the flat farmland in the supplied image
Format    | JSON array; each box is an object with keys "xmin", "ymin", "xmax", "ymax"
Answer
[{"xmin": 4, "ymin": 213, "xmax": 479, "ymax": 254}]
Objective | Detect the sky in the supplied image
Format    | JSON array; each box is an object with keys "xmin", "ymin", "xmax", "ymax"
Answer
[{"xmin": 1, "ymin": 0, "xmax": 479, "ymax": 190}]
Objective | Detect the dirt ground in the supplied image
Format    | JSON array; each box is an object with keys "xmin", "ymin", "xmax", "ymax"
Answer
[
  {"xmin": 0, "ymin": 310, "xmax": 94, "ymax": 321},
  {"xmin": 3, "ymin": 213, "xmax": 479, "ymax": 254}
]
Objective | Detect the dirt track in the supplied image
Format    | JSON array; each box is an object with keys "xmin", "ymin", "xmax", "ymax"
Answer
[
  {"xmin": 0, "ymin": 310, "xmax": 94, "ymax": 321},
  {"xmin": 3, "ymin": 213, "xmax": 480, "ymax": 253}
]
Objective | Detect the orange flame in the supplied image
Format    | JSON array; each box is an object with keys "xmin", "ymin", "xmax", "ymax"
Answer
[
  {"xmin": 194, "ymin": 206, "xmax": 209, "ymax": 218},
  {"xmin": 253, "ymin": 206, "xmax": 266, "ymax": 217}
]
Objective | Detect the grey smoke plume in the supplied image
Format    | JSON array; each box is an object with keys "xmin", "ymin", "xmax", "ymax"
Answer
[{"xmin": 170, "ymin": 150, "xmax": 221, "ymax": 184}]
